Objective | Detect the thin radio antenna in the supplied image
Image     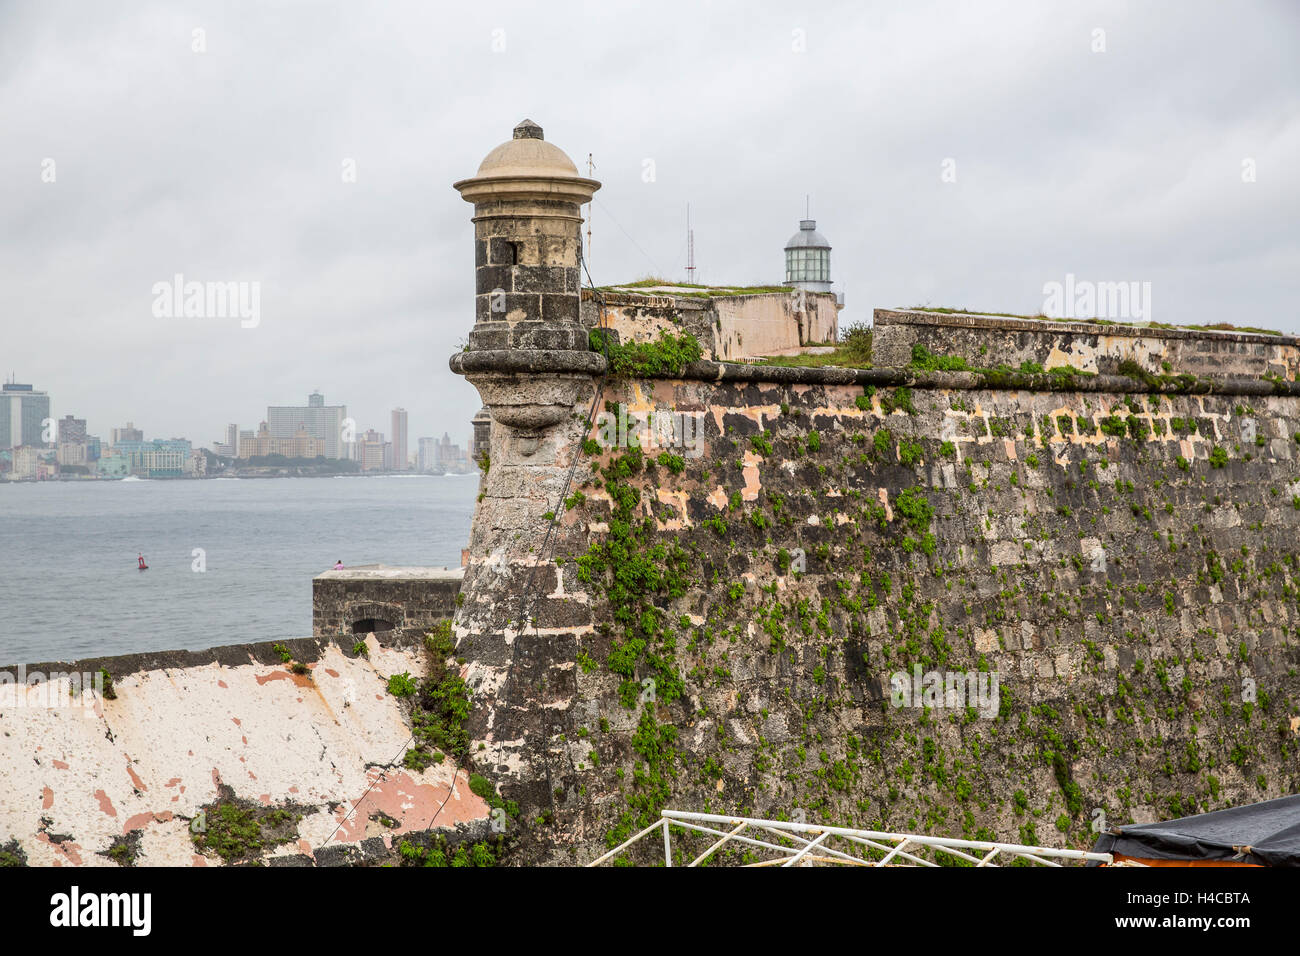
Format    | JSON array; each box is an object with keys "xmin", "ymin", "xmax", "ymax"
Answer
[
  {"xmin": 585, "ymin": 153, "xmax": 595, "ymax": 268},
  {"xmin": 685, "ymin": 203, "xmax": 695, "ymax": 284}
]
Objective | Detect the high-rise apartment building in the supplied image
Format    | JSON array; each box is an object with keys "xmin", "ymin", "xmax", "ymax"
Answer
[
  {"xmin": 8, "ymin": 446, "xmax": 40, "ymax": 479},
  {"xmin": 56, "ymin": 442, "xmax": 87, "ymax": 467},
  {"xmin": 57, "ymin": 415, "xmax": 87, "ymax": 445},
  {"xmin": 418, "ymin": 436, "xmax": 436, "ymax": 472},
  {"xmin": 214, "ymin": 423, "xmax": 239, "ymax": 457},
  {"xmin": 266, "ymin": 392, "xmax": 348, "ymax": 459},
  {"xmin": 111, "ymin": 422, "xmax": 143, "ymax": 445},
  {"xmin": 390, "ymin": 408, "xmax": 408, "ymax": 472},
  {"xmin": 1, "ymin": 382, "xmax": 51, "ymax": 450},
  {"xmin": 417, "ymin": 432, "xmax": 471, "ymax": 472},
  {"xmin": 357, "ymin": 429, "xmax": 388, "ymax": 472},
  {"xmin": 237, "ymin": 423, "xmax": 322, "ymax": 459}
]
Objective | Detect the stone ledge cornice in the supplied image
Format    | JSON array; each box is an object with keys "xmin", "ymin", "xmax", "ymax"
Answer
[{"xmin": 450, "ymin": 349, "xmax": 608, "ymax": 377}]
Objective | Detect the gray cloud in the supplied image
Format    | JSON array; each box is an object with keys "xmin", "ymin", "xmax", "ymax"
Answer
[{"xmin": 1, "ymin": 0, "xmax": 1296, "ymax": 445}]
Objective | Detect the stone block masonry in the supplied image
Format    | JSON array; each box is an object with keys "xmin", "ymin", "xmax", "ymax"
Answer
[
  {"xmin": 453, "ymin": 342, "xmax": 1300, "ymax": 865},
  {"xmin": 312, "ymin": 565, "xmax": 463, "ymax": 644},
  {"xmin": 874, "ymin": 308, "xmax": 1300, "ymax": 382},
  {"xmin": 582, "ymin": 287, "xmax": 839, "ymax": 362}
]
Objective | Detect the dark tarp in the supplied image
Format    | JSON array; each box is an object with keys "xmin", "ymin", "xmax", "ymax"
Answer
[{"xmin": 1090, "ymin": 794, "xmax": 1300, "ymax": 866}]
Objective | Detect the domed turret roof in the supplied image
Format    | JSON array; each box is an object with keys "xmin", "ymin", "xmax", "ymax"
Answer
[
  {"xmin": 454, "ymin": 119, "xmax": 599, "ymax": 206},
  {"xmin": 473, "ymin": 119, "xmax": 581, "ymax": 179},
  {"xmin": 784, "ymin": 219, "xmax": 831, "ymax": 250}
]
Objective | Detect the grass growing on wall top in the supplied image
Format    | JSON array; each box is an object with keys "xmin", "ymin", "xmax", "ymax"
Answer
[
  {"xmin": 908, "ymin": 305, "xmax": 1282, "ymax": 335},
  {"xmin": 600, "ymin": 277, "xmax": 796, "ymax": 297},
  {"xmin": 590, "ymin": 328, "xmax": 703, "ymax": 377}
]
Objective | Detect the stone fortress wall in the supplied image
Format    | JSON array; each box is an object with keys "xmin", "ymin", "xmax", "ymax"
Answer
[
  {"xmin": 4, "ymin": 118, "xmax": 1298, "ymax": 868},
  {"xmin": 444, "ymin": 120, "xmax": 1300, "ymax": 864},
  {"xmin": 456, "ymin": 342, "xmax": 1300, "ymax": 863},
  {"xmin": 873, "ymin": 308, "xmax": 1300, "ymax": 382},
  {"xmin": 584, "ymin": 287, "xmax": 840, "ymax": 362}
]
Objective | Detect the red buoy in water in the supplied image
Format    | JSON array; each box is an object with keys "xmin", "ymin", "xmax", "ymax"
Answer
[{"xmin": 138, "ymin": 554, "xmax": 148, "ymax": 571}]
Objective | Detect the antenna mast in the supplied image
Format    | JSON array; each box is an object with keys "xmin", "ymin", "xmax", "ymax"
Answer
[
  {"xmin": 585, "ymin": 153, "xmax": 595, "ymax": 270},
  {"xmin": 685, "ymin": 203, "xmax": 696, "ymax": 284}
]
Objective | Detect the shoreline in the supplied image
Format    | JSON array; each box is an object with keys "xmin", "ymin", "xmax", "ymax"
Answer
[{"xmin": 0, "ymin": 470, "xmax": 480, "ymax": 484}]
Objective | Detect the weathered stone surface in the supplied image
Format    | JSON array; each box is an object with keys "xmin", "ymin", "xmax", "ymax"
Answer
[
  {"xmin": 312, "ymin": 566, "xmax": 462, "ymax": 644},
  {"xmin": 453, "ymin": 360, "xmax": 1300, "ymax": 865},
  {"xmin": 580, "ymin": 288, "xmax": 840, "ymax": 362},
  {"xmin": 875, "ymin": 308, "xmax": 1300, "ymax": 382}
]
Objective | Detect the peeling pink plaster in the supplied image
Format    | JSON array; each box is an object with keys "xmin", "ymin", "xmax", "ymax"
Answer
[
  {"xmin": 125, "ymin": 759, "xmax": 147, "ymax": 791},
  {"xmin": 741, "ymin": 451, "xmax": 762, "ymax": 501},
  {"xmin": 324, "ymin": 768, "xmax": 490, "ymax": 844},
  {"xmin": 254, "ymin": 669, "xmax": 313, "ymax": 688},
  {"xmin": 122, "ymin": 810, "xmax": 173, "ymax": 834}
]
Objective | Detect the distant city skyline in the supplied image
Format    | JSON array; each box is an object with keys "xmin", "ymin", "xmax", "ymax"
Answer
[{"xmin": 0, "ymin": 374, "xmax": 471, "ymax": 466}]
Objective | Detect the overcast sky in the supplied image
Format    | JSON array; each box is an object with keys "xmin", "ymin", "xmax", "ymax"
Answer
[{"xmin": 1, "ymin": 0, "xmax": 1296, "ymax": 447}]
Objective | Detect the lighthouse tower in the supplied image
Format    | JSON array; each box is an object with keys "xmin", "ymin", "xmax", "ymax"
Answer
[{"xmin": 782, "ymin": 217, "xmax": 833, "ymax": 294}]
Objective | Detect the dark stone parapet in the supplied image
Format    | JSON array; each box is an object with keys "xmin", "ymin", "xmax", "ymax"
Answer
[
  {"xmin": 874, "ymin": 308, "xmax": 1296, "ymax": 347},
  {"xmin": 446, "ymin": 336, "xmax": 1300, "ymax": 399},
  {"xmin": 582, "ymin": 289, "xmax": 711, "ymax": 310},
  {"xmin": 1, "ymin": 637, "xmax": 332, "ymax": 682},
  {"xmin": 873, "ymin": 308, "xmax": 1299, "ymax": 382},
  {"xmin": 673, "ymin": 359, "xmax": 1300, "ymax": 397},
  {"xmin": 680, "ymin": 360, "xmax": 894, "ymax": 387}
]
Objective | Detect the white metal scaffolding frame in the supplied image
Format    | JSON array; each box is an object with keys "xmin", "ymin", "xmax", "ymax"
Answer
[{"xmin": 587, "ymin": 810, "xmax": 1120, "ymax": 868}]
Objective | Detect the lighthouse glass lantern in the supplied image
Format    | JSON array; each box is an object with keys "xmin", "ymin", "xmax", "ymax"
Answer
[{"xmin": 783, "ymin": 219, "xmax": 832, "ymax": 293}]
